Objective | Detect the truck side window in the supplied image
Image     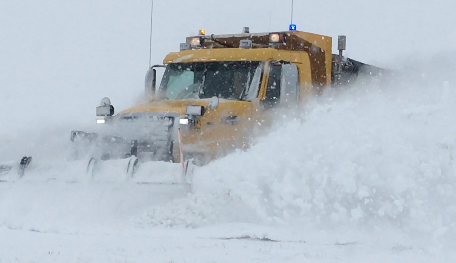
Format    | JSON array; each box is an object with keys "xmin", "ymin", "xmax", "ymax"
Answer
[
  {"xmin": 280, "ymin": 64, "xmax": 299, "ymax": 105},
  {"xmin": 244, "ymin": 62, "xmax": 264, "ymax": 101},
  {"xmin": 263, "ymin": 64, "xmax": 282, "ymax": 108}
]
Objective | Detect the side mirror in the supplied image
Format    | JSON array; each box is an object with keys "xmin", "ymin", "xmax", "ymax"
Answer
[
  {"xmin": 206, "ymin": 96, "xmax": 219, "ymax": 111},
  {"xmin": 96, "ymin": 97, "xmax": 114, "ymax": 116},
  {"xmin": 145, "ymin": 67, "xmax": 156, "ymax": 96},
  {"xmin": 145, "ymin": 65, "xmax": 166, "ymax": 99}
]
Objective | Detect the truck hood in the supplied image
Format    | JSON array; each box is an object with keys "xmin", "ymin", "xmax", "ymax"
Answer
[{"xmin": 118, "ymin": 99, "xmax": 211, "ymax": 115}]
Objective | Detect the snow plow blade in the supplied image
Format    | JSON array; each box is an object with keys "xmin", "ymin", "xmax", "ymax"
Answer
[
  {"xmin": 0, "ymin": 156, "xmax": 191, "ymax": 185},
  {"xmin": 0, "ymin": 157, "xmax": 100, "ymax": 183},
  {"xmin": 85, "ymin": 157, "xmax": 191, "ymax": 185},
  {"xmin": 69, "ymin": 130, "xmax": 192, "ymax": 185},
  {"xmin": 0, "ymin": 128, "xmax": 192, "ymax": 184}
]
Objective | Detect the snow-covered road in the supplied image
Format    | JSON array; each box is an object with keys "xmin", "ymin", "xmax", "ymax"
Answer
[
  {"xmin": 0, "ymin": 182, "xmax": 451, "ymax": 263},
  {"xmin": 2, "ymin": 226, "xmax": 449, "ymax": 263}
]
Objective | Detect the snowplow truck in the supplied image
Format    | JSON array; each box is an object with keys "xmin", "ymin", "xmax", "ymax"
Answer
[{"xmin": 70, "ymin": 28, "xmax": 382, "ymax": 175}]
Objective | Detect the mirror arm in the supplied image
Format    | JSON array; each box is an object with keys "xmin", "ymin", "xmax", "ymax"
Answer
[{"xmin": 206, "ymin": 96, "xmax": 219, "ymax": 111}]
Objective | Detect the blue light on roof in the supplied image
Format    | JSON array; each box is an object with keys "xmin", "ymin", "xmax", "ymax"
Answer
[{"xmin": 289, "ymin": 24, "xmax": 297, "ymax": 31}]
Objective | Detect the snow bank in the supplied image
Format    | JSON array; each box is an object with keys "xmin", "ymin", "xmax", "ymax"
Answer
[{"xmin": 141, "ymin": 55, "xmax": 456, "ymax": 246}]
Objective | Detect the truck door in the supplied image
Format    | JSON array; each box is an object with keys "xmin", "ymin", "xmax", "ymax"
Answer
[{"xmin": 261, "ymin": 61, "xmax": 299, "ymax": 109}]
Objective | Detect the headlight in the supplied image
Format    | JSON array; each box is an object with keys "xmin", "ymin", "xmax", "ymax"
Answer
[
  {"xmin": 96, "ymin": 119, "xmax": 106, "ymax": 124},
  {"xmin": 186, "ymin": 37, "xmax": 201, "ymax": 47},
  {"xmin": 269, "ymin": 33, "xmax": 281, "ymax": 43},
  {"xmin": 179, "ymin": 117, "xmax": 197, "ymax": 128},
  {"xmin": 269, "ymin": 33, "xmax": 286, "ymax": 44}
]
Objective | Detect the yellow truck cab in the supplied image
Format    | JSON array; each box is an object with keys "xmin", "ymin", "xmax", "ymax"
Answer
[{"xmin": 72, "ymin": 28, "xmax": 381, "ymax": 169}]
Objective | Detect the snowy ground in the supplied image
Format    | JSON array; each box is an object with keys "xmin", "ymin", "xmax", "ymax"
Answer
[{"xmin": 1, "ymin": 1, "xmax": 456, "ymax": 262}]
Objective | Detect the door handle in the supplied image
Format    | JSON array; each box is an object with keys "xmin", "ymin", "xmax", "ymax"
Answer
[{"xmin": 221, "ymin": 116, "xmax": 240, "ymax": 125}]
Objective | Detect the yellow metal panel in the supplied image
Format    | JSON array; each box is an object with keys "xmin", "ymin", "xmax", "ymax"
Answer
[
  {"xmin": 294, "ymin": 31, "xmax": 332, "ymax": 85},
  {"xmin": 119, "ymin": 100, "xmax": 208, "ymax": 115},
  {"xmin": 272, "ymin": 51, "xmax": 302, "ymax": 63},
  {"xmin": 293, "ymin": 31, "xmax": 332, "ymax": 54},
  {"xmin": 297, "ymin": 52, "xmax": 313, "ymax": 99}
]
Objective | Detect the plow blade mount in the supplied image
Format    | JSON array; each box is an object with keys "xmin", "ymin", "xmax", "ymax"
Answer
[
  {"xmin": 70, "ymin": 131, "xmax": 138, "ymax": 160},
  {"xmin": 70, "ymin": 130, "xmax": 173, "ymax": 162}
]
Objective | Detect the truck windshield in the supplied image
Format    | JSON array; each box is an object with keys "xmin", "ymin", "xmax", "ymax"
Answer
[{"xmin": 157, "ymin": 61, "xmax": 264, "ymax": 101}]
